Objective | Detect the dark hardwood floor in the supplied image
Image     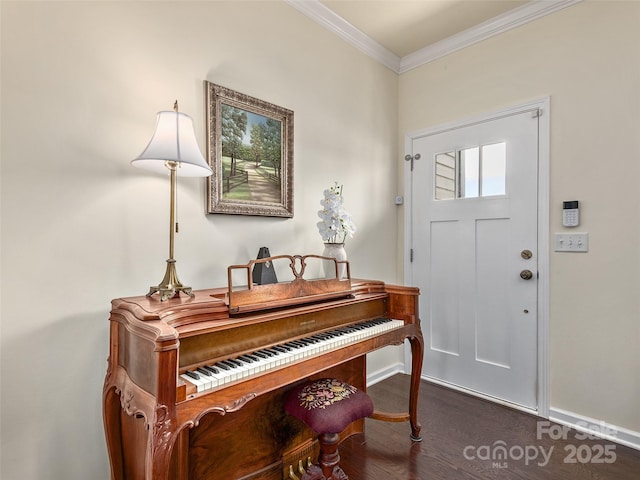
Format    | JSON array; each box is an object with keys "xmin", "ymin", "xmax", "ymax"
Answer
[{"xmin": 338, "ymin": 374, "xmax": 640, "ymax": 479}]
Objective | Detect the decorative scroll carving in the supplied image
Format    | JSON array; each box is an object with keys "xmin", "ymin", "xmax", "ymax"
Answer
[
  {"xmin": 224, "ymin": 393, "xmax": 257, "ymax": 413},
  {"xmin": 105, "ymin": 355, "xmax": 113, "ymax": 381},
  {"xmin": 107, "ymin": 366, "xmax": 158, "ymax": 430},
  {"xmin": 153, "ymin": 404, "xmax": 175, "ymax": 451},
  {"xmin": 194, "ymin": 393, "xmax": 258, "ymax": 426}
]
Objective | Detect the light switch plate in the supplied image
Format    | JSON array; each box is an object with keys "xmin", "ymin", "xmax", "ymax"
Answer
[{"xmin": 554, "ymin": 233, "xmax": 588, "ymax": 252}]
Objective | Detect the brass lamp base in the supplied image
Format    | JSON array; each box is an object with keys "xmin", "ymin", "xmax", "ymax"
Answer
[{"xmin": 146, "ymin": 259, "xmax": 194, "ymax": 301}]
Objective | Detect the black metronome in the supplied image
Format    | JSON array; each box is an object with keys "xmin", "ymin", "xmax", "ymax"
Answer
[{"xmin": 252, "ymin": 247, "xmax": 278, "ymax": 285}]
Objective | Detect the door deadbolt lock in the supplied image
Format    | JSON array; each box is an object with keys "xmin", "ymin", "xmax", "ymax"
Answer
[
  {"xmin": 521, "ymin": 249, "xmax": 533, "ymax": 259},
  {"xmin": 520, "ymin": 269, "xmax": 534, "ymax": 280}
]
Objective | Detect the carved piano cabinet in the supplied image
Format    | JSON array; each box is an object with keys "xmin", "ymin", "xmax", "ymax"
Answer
[{"xmin": 102, "ymin": 279, "xmax": 424, "ymax": 480}]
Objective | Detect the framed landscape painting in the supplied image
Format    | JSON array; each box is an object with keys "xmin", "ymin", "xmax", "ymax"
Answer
[{"xmin": 205, "ymin": 81, "xmax": 294, "ymax": 217}]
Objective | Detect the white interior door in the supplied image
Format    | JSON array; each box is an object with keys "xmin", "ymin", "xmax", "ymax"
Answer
[{"xmin": 409, "ymin": 108, "xmax": 540, "ymax": 409}]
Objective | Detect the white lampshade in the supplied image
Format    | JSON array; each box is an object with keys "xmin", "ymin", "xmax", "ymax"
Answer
[{"xmin": 132, "ymin": 110, "xmax": 212, "ymax": 177}]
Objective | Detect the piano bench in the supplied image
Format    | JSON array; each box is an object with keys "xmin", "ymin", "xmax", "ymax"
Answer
[{"xmin": 285, "ymin": 378, "xmax": 373, "ymax": 480}]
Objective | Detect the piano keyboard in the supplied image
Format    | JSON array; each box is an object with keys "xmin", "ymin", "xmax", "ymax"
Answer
[{"xmin": 180, "ymin": 317, "xmax": 404, "ymax": 394}]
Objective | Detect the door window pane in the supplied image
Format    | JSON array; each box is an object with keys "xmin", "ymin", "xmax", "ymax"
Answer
[
  {"xmin": 460, "ymin": 147, "xmax": 479, "ymax": 198},
  {"xmin": 481, "ymin": 142, "xmax": 506, "ymax": 196},
  {"xmin": 435, "ymin": 152, "xmax": 456, "ymax": 200}
]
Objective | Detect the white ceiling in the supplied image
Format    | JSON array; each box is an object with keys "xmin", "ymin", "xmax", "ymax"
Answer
[{"xmin": 286, "ymin": 0, "xmax": 582, "ymax": 73}]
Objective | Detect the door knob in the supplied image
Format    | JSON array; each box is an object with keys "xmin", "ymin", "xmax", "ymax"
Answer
[
  {"xmin": 521, "ymin": 249, "xmax": 533, "ymax": 259},
  {"xmin": 520, "ymin": 269, "xmax": 534, "ymax": 280}
]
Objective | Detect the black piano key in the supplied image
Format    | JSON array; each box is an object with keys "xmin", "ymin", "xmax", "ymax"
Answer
[
  {"xmin": 196, "ymin": 367, "xmax": 212, "ymax": 376},
  {"xmin": 204, "ymin": 365, "xmax": 219, "ymax": 374},
  {"xmin": 221, "ymin": 360, "xmax": 238, "ymax": 369},
  {"xmin": 215, "ymin": 362, "xmax": 230, "ymax": 370},
  {"xmin": 184, "ymin": 370, "xmax": 200, "ymax": 380}
]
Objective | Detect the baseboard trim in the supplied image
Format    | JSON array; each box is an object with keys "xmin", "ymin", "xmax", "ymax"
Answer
[
  {"xmin": 549, "ymin": 407, "xmax": 640, "ymax": 452},
  {"xmin": 366, "ymin": 362, "xmax": 404, "ymax": 388}
]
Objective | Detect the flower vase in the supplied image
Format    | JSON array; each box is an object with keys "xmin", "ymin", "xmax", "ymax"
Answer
[{"xmin": 322, "ymin": 243, "xmax": 347, "ymax": 279}]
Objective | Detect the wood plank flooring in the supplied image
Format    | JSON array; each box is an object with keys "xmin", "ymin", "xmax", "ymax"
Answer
[{"xmin": 338, "ymin": 374, "xmax": 640, "ymax": 479}]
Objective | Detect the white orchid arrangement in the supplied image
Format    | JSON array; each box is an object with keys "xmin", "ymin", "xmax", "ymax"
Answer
[{"xmin": 316, "ymin": 182, "xmax": 356, "ymax": 244}]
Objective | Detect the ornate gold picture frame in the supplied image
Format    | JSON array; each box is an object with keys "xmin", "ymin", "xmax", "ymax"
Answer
[{"xmin": 205, "ymin": 81, "xmax": 294, "ymax": 217}]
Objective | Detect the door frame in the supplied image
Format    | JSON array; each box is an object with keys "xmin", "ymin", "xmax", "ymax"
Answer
[{"xmin": 402, "ymin": 97, "xmax": 550, "ymax": 417}]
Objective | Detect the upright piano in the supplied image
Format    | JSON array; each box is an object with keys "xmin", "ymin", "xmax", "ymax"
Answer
[{"xmin": 103, "ymin": 257, "xmax": 423, "ymax": 480}]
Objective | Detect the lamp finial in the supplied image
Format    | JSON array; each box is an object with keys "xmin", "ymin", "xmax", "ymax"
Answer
[{"xmin": 173, "ymin": 100, "xmax": 178, "ymax": 112}]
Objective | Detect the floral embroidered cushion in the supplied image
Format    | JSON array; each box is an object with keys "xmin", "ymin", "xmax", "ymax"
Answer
[{"xmin": 285, "ymin": 379, "xmax": 374, "ymax": 434}]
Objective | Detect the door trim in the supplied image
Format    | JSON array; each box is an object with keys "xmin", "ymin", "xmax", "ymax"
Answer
[{"xmin": 402, "ymin": 97, "xmax": 550, "ymax": 417}]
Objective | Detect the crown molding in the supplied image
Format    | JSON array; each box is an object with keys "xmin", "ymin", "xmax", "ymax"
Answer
[
  {"xmin": 399, "ymin": 0, "xmax": 583, "ymax": 73},
  {"xmin": 285, "ymin": 0, "xmax": 582, "ymax": 75},
  {"xmin": 284, "ymin": 0, "xmax": 401, "ymax": 72}
]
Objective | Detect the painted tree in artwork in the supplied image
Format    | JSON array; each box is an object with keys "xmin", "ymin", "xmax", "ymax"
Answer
[
  {"xmin": 221, "ymin": 104, "xmax": 247, "ymax": 177},
  {"xmin": 263, "ymin": 118, "xmax": 282, "ymax": 179},
  {"xmin": 249, "ymin": 123, "xmax": 265, "ymax": 167}
]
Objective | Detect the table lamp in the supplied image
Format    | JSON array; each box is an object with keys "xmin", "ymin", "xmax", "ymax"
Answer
[{"xmin": 132, "ymin": 101, "xmax": 212, "ymax": 301}]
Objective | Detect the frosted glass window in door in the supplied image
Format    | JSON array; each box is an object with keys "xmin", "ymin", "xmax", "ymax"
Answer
[
  {"xmin": 460, "ymin": 147, "xmax": 479, "ymax": 198},
  {"xmin": 481, "ymin": 142, "xmax": 506, "ymax": 196}
]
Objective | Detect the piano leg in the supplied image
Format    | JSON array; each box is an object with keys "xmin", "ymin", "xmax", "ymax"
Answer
[
  {"xmin": 367, "ymin": 331, "xmax": 424, "ymax": 441},
  {"xmin": 408, "ymin": 333, "xmax": 424, "ymax": 442}
]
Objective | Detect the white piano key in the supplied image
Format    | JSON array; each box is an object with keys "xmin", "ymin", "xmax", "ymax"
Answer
[
  {"xmin": 195, "ymin": 368, "xmax": 220, "ymax": 389},
  {"xmin": 202, "ymin": 367, "xmax": 228, "ymax": 387},
  {"xmin": 181, "ymin": 372, "xmax": 208, "ymax": 392}
]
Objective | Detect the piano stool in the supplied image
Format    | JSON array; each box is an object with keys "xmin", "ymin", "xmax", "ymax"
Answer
[{"xmin": 284, "ymin": 378, "xmax": 374, "ymax": 480}]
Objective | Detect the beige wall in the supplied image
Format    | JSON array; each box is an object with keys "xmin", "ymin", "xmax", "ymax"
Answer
[
  {"xmin": 2, "ymin": 1, "xmax": 639, "ymax": 478},
  {"xmin": 399, "ymin": 0, "xmax": 640, "ymax": 433},
  {"xmin": 0, "ymin": 2, "xmax": 400, "ymax": 478}
]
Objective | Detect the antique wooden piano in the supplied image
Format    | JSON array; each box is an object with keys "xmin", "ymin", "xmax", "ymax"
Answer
[{"xmin": 103, "ymin": 255, "xmax": 424, "ymax": 480}]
